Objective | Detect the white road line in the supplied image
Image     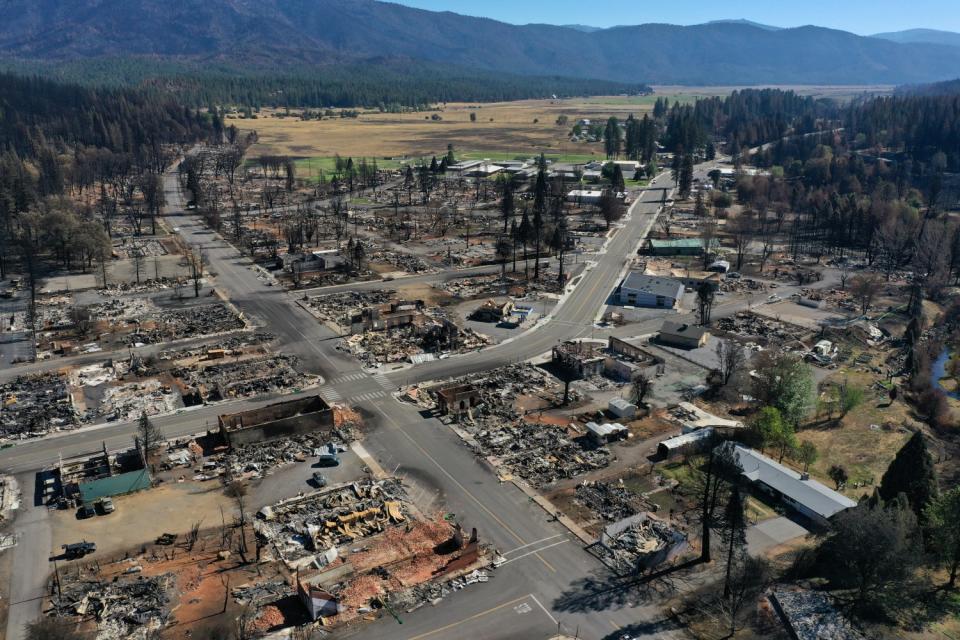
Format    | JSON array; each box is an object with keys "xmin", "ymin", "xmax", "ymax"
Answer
[
  {"xmin": 500, "ymin": 539, "xmax": 570, "ymax": 565},
  {"xmin": 529, "ymin": 594, "xmax": 558, "ymax": 625},
  {"xmin": 320, "ymin": 388, "xmax": 343, "ymax": 402},
  {"xmin": 502, "ymin": 534, "xmax": 565, "ymax": 556}
]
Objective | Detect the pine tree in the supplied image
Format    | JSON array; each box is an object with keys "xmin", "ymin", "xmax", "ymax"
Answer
[
  {"xmin": 925, "ymin": 487, "xmax": 960, "ymax": 589},
  {"xmin": 722, "ymin": 487, "xmax": 747, "ymax": 598},
  {"xmin": 879, "ymin": 431, "xmax": 938, "ymax": 520}
]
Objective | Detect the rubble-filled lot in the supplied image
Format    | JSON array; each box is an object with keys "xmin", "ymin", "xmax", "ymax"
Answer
[
  {"xmin": 714, "ymin": 310, "xmax": 811, "ymax": 346},
  {"xmin": 32, "ymin": 294, "xmax": 248, "ymax": 361},
  {"xmin": 99, "ymin": 379, "xmax": 183, "ymax": 422},
  {"xmin": 307, "ymin": 290, "xmax": 395, "ymax": 326},
  {"xmin": 410, "ymin": 365, "xmax": 619, "ymax": 487},
  {"xmin": 130, "ymin": 303, "xmax": 246, "ymax": 345},
  {"xmin": 49, "ymin": 569, "xmax": 174, "ymax": 638},
  {"xmin": 339, "ymin": 313, "xmax": 488, "ymax": 368},
  {"xmin": 0, "ymin": 371, "xmax": 77, "ymax": 438},
  {"xmin": 574, "ymin": 480, "xmax": 650, "ymax": 524},
  {"xmin": 439, "ymin": 271, "xmax": 564, "ymax": 298},
  {"xmin": 591, "ymin": 513, "xmax": 689, "ymax": 575},
  {"xmin": 256, "ymin": 478, "xmax": 409, "ymax": 566},
  {"xmin": 171, "ymin": 354, "xmax": 309, "ymax": 402},
  {"xmin": 210, "ymin": 423, "xmax": 361, "ymax": 481}
]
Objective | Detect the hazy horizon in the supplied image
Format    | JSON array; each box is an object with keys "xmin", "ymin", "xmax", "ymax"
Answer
[{"xmin": 389, "ymin": 0, "xmax": 960, "ymax": 36}]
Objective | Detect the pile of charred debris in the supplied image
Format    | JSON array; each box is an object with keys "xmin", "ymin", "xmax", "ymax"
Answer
[
  {"xmin": 212, "ymin": 429, "xmax": 356, "ymax": 480},
  {"xmin": 575, "ymin": 480, "xmax": 650, "ymax": 523},
  {"xmin": 328, "ymin": 297, "xmax": 488, "ymax": 368},
  {"xmin": 593, "ymin": 513, "xmax": 689, "ymax": 575},
  {"xmin": 156, "ymin": 331, "xmax": 275, "ymax": 363},
  {"xmin": 307, "ymin": 290, "xmax": 395, "ymax": 325},
  {"xmin": 129, "ymin": 303, "xmax": 246, "ymax": 345},
  {"xmin": 439, "ymin": 271, "xmax": 562, "ymax": 299},
  {"xmin": 256, "ymin": 478, "xmax": 409, "ymax": 567},
  {"xmin": 714, "ymin": 311, "xmax": 809, "ymax": 344},
  {"xmin": 171, "ymin": 354, "xmax": 308, "ymax": 402},
  {"xmin": 0, "ymin": 372, "xmax": 77, "ymax": 438},
  {"xmin": 475, "ymin": 422, "xmax": 610, "ymax": 486},
  {"xmin": 366, "ymin": 243, "xmax": 435, "ymax": 274},
  {"xmin": 415, "ymin": 365, "xmax": 609, "ymax": 487},
  {"xmin": 48, "ymin": 569, "xmax": 173, "ymax": 639}
]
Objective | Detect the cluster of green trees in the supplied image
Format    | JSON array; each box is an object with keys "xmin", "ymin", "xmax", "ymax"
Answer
[
  {"xmin": 1, "ymin": 58, "xmax": 650, "ymax": 110},
  {"xmin": 810, "ymin": 432, "xmax": 960, "ymax": 614}
]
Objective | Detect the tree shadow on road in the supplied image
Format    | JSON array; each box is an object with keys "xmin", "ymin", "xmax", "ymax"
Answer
[
  {"xmin": 597, "ymin": 616, "xmax": 685, "ymax": 639},
  {"xmin": 553, "ymin": 558, "xmax": 702, "ymax": 615}
]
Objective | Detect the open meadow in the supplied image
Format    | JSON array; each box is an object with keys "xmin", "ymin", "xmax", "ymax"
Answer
[{"xmin": 232, "ymin": 86, "xmax": 893, "ymax": 164}]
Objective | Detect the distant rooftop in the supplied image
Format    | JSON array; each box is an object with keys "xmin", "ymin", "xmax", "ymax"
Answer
[{"xmin": 659, "ymin": 321, "xmax": 708, "ymax": 341}]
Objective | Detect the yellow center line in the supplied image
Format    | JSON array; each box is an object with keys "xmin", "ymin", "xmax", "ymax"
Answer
[
  {"xmin": 375, "ymin": 406, "xmax": 556, "ymax": 572},
  {"xmin": 405, "ymin": 595, "xmax": 532, "ymax": 640}
]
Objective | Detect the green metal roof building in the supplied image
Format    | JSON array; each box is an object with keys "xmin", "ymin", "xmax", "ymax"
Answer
[
  {"xmin": 646, "ymin": 238, "xmax": 718, "ymax": 256},
  {"xmin": 78, "ymin": 469, "xmax": 151, "ymax": 504}
]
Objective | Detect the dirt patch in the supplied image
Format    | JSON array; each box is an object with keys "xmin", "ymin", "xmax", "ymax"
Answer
[{"xmin": 50, "ymin": 483, "xmax": 235, "ymax": 557}]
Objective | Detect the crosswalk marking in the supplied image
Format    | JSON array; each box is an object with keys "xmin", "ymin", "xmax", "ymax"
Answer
[
  {"xmin": 319, "ymin": 387, "xmax": 343, "ymax": 403},
  {"xmin": 348, "ymin": 391, "xmax": 388, "ymax": 403},
  {"xmin": 372, "ymin": 373, "xmax": 393, "ymax": 390},
  {"xmin": 331, "ymin": 372, "xmax": 367, "ymax": 384}
]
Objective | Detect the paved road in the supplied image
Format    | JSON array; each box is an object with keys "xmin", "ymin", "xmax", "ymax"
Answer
[
  {"xmin": 1, "ymin": 168, "xmax": 689, "ymax": 640},
  {"xmin": 4, "ymin": 473, "xmax": 51, "ymax": 640}
]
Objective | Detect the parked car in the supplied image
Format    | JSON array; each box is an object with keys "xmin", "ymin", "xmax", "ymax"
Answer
[
  {"xmin": 76, "ymin": 504, "xmax": 96, "ymax": 519},
  {"xmin": 311, "ymin": 472, "xmax": 328, "ymax": 488},
  {"xmin": 62, "ymin": 541, "xmax": 96, "ymax": 559},
  {"xmin": 98, "ymin": 497, "xmax": 115, "ymax": 514},
  {"xmin": 726, "ymin": 272, "xmax": 741, "ymax": 279}
]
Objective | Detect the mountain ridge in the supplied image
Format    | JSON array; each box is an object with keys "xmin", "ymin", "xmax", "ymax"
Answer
[
  {"xmin": 871, "ymin": 28, "xmax": 960, "ymax": 48},
  {"xmin": 3, "ymin": 0, "xmax": 960, "ymax": 85}
]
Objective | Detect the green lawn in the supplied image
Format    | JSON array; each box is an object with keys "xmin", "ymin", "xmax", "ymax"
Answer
[{"xmin": 457, "ymin": 150, "xmax": 602, "ymax": 164}]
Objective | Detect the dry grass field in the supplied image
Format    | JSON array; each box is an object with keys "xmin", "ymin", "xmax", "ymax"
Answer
[
  {"xmin": 231, "ymin": 97, "xmax": 642, "ymax": 159},
  {"xmin": 233, "ymin": 86, "xmax": 892, "ymax": 163}
]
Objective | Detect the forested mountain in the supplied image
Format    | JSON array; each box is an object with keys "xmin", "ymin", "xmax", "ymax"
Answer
[
  {"xmin": 897, "ymin": 78, "xmax": 960, "ymax": 97},
  {"xmin": 0, "ymin": 57, "xmax": 645, "ymax": 109},
  {"xmin": 3, "ymin": 0, "xmax": 960, "ymax": 86},
  {"xmin": 872, "ymin": 29, "xmax": 960, "ymax": 48}
]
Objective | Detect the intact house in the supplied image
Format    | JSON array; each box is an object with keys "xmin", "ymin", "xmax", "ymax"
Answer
[
  {"xmin": 657, "ymin": 321, "xmax": 710, "ymax": 349},
  {"xmin": 728, "ymin": 443, "xmax": 856, "ymax": 527},
  {"xmin": 566, "ymin": 189, "xmax": 603, "ymax": 206},
  {"xmin": 614, "ymin": 272, "xmax": 684, "ymax": 308}
]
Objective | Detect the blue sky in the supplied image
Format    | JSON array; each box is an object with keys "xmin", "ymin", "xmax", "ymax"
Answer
[{"xmin": 389, "ymin": 1, "xmax": 959, "ymax": 35}]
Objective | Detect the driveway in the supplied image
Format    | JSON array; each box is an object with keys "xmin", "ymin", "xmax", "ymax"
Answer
[{"xmin": 746, "ymin": 516, "xmax": 809, "ymax": 555}]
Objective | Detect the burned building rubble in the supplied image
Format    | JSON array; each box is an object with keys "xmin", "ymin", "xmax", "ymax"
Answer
[
  {"xmin": 0, "ymin": 371, "xmax": 77, "ymax": 438},
  {"xmin": 592, "ymin": 512, "xmax": 688, "ymax": 575},
  {"xmin": 49, "ymin": 571, "xmax": 174, "ymax": 637},
  {"xmin": 256, "ymin": 478, "xmax": 409, "ymax": 567},
  {"xmin": 417, "ymin": 365, "xmax": 609, "ymax": 487},
  {"xmin": 218, "ymin": 395, "xmax": 333, "ymax": 448},
  {"xmin": 171, "ymin": 354, "xmax": 307, "ymax": 402},
  {"xmin": 575, "ymin": 481, "xmax": 649, "ymax": 523},
  {"xmin": 339, "ymin": 308, "xmax": 486, "ymax": 368}
]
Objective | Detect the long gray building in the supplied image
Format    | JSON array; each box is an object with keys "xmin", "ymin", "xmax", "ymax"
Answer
[{"xmin": 614, "ymin": 272, "xmax": 684, "ymax": 308}]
